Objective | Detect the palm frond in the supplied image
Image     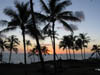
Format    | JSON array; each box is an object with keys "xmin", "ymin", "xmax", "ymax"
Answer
[
  {"xmin": 26, "ymin": 25, "xmax": 44, "ymax": 40},
  {"xmin": 0, "ymin": 27, "xmax": 17, "ymax": 34},
  {"xmin": 0, "ymin": 20, "xmax": 8, "ymax": 26},
  {"xmin": 15, "ymin": 1, "xmax": 30, "ymax": 23},
  {"xmin": 54, "ymin": 1, "xmax": 72, "ymax": 14},
  {"xmin": 34, "ymin": 12, "xmax": 49, "ymax": 22},
  {"xmin": 4, "ymin": 8, "xmax": 18, "ymax": 19},
  {"xmin": 57, "ymin": 11, "xmax": 72, "ymax": 16},
  {"xmin": 59, "ymin": 15, "xmax": 81, "ymax": 22},
  {"xmin": 49, "ymin": 0, "xmax": 60, "ymax": 12},
  {"xmin": 40, "ymin": 0, "xmax": 50, "ymax": 13},
  {"xmin": 59, "ymin": 20, "xmax": 73, "ymax": 33}
]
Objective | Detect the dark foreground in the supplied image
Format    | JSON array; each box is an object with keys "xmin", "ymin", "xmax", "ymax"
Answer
[{"xmin": 0, "ymin": 59, "xmax": 100, "ymax": 75}]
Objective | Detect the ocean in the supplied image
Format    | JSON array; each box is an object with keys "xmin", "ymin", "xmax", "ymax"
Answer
[{"xmin": 2, "ymin": 53, "xmax": 93, "ymax": 64}]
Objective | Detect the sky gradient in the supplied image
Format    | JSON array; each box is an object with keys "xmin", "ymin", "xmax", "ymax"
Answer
[{"xmin": 0, "ymin": 0, "xmax": 100, "ymax": 54}]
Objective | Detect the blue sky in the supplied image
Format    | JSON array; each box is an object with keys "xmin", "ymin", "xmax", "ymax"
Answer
[{"xmin": 0, "ymin": 0, "xmax": 100, "ymax": 53}]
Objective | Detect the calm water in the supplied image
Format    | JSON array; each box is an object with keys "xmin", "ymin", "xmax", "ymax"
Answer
[{"xmin": 2, "ymin": 53, "xmax": 93, "ymax": 64}]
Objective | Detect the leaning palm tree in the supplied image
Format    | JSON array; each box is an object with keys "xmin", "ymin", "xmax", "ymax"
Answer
[
  {"xmin": 79, "ymin": 33, "xmax": 90, "ymax": 59},
  {"xmin": 29, "ymin": 0, "xmax": 45, "ymax": 72},
  {"xmin": 90, "ymin": 45, "xmax": 100, "ymax": 59},
  {"xmin": 1, "ymin": 1, "xmax": 31, "ymax": 64},
  {"xmin": 5, "ymin": 35, "xmax": 20, "ymax": 63},
  {"xmin": 39, "ymin": 0, "xmax": 83, "ymax": 68}
]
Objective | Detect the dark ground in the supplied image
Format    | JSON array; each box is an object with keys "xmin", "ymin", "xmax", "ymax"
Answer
[{"xmin": 0, "ymin": 59, "xmax": 100, "ymax": 75}]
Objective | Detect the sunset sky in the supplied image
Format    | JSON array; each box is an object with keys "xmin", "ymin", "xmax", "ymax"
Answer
[{"xmin": 0, "ymin": 0, "xmax": 100, "ymax": 54}]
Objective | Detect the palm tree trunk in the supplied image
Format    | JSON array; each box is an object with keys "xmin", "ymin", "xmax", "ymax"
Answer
[
  {"xmin": 73, "ymin": 49, "xmax": 75, "ymax": 60},
  {"xmin": 68, "ymin": 49, "xmax": 71, "ymax": 60},
  {"xmin": 66, "ymin": 49, "xmax": 68, "ymax": 60},
  {"xmin": 29, "ymin": 0, "xmax": 45, "ymax": 73},
  {"xmin": 9, "ymin": 49, "xmax": 12, "ymax": 63},
  {"xmin": 84, "ymin": 47, "xmax": 85, "ymax": 59},
  {"xmin": 22, "ymin": 29, "xmax": 27, "ymax": 64},
  {"xmin": 81, "ymin": 49, "xmax": 83, "ymax": 60},
  {"xmin": 52, "ymin": 20, "xmax": 56, "ymax": 73}
]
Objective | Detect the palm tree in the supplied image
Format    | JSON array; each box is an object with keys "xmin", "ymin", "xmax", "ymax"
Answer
[
  {"xmin": 69, "ymin": 34, "xmax": 77, "ymax": 60},
  {"xmin": 0, "ymin": 38, "xmax": 7, "ymax": 63},
  {"xmin": 75, "ymin": 38, "xmax": 84, "ymax": 60},
  {"xmin": 6, "ymin": 35, "xmax": 20, "ymax": 63},
  {"xmin": 39, "ymin": 0, "xmax": 83, "ymax": 70},
  {"xmin": 59, "ymin": 38, "xmax": 69, "ymax": 60},
  {"xmin": 2, "ymin": 1, "xmax": 31, "ymax": 64},
  {"xmin": 29, "ymin": 0, "xmax": 45, "ymax": 72},
  {"xmin": 90, "ymin": 45, "xmax": 100, "ymax": 59},
  {"xmin": 59, "ymin": 35, "xmax": 73, "ymax": 60},
  {"xmin": 26, "ymin": 40, "xmax": 32, "ymax": 52},
  {"xmin": 28, "ymin": 48, "xmax": 37, "ymax": 62},
  {"xmin": 79, "ymin": 33, "xmax": 90, "ymax": 59},
  {"xmin": 28, "ymin": 45, "xmax": 49, "ymax": 62}
]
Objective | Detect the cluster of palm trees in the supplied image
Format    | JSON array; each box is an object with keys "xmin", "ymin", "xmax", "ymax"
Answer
[
  {"xmin": 28, "ymin": 45, "xmax": 50, "ymax": 62},
  {"xmin": 0, "ymin": 35, "xmax": 20, "ymax": 63},
  {"xmin": 59, "ymin": 33, "xmax": 90, "ymax": 60},
  {"xmin": 0, "ymin": 0, "xmax": 84, "ymax": 73}
]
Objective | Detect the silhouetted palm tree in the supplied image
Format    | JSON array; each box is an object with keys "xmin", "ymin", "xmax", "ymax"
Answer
[
  {"xmin": 59, "ymin": 38, "xmax": 69, "ymax": 60},
  {"xmin": 75, "ymin": 38, "xmax": 84, "ymax": 60},
  {"xmin": 90, "ymin": 45, "xmax": 100, "ymax": 59},
  {"xmin": 26, "ymin": 40, "xmax": 32, "ymax": 52},
  {"xmin": 39, "ymin": 0, "xmax": 83, "ymax": 71},
  {"xmin": 2, "ymin": 1, "xmax": 31, "ymax": 64},
  {"xmin": 28, "ymin": 45, "xmax": 49, "ymax": 62},
  {"xmin": 59, "ymin": 35, "xmax": 73, "ymax": 60},
  {"xmin": 0, "ymin": 38, "xmax": 7, "ymax": 63},
  {"xmin": 79, "ymin": 33, "xmax": 90, "ymax": 59},
  {"xmin": 29, "ymin": 0, "xmax": 45, "ymax": 73},
  {"xmin": 69, "ymin": 34, "xmax": 78, "ymax": 60},
  {"xmin": 6, "ymin": 35, "xmax": 20, "ymax": 63},
  {"xmin": 28, "ymin": 48, "xmax": 37, "ymax": 62}
]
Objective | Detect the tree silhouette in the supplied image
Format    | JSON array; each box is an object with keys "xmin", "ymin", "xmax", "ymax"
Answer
[
  {"xmin": 59, "ymin": 37, "xmax": 69, "ymax": 60},
  {"xmin": 26, "ymin": 40, "xmax": 32, "ymax": 52},
  {"xmin": 5, "ymin": 35, "xmax": 20, "ymax": 63},
  {"xmin": 79, "ymin": 33, "xmax": 90, "ymax": 59},
  {"xmin": 28, "ymin": 48, "xmax": 37, "ymax": 62},
  {"xmin": 90, "ymin": 45, "xmax": 100, "ymax": 59},
  {"xmin": 75, "ymin": 38, "xmax": 84, "ymax": 60},
  {"xmin": 39, "ymin": 0, "xmax": 83, "ymax": 72},
  {"xmin": 29, "ymin": 0, "xmax": 45, "ymax": 73},
  {"xmin": 1, "ymin": 1, "xmax": 31, "ymax": 64},
  {"xmin": 28, "ymin": 45, "xmax": 49, "ymax": 62},
  {"xmin": 59, "ymin": 35, "xmax": 73, "ymax": 60},
  {"xmin": 0, "ymin": 38, "xmax": 7, "ymax": 63}
]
